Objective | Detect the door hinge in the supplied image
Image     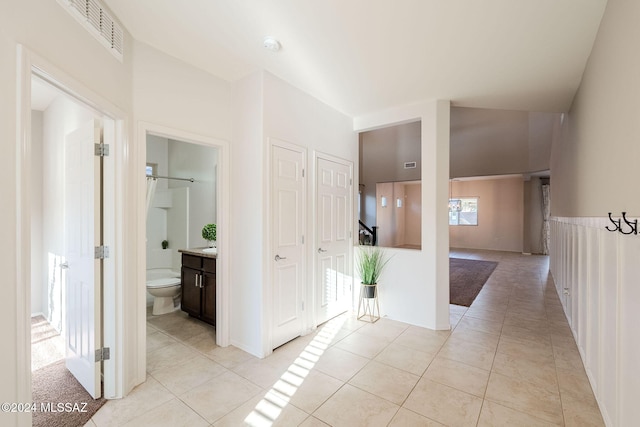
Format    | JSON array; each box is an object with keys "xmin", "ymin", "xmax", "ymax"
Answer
[
  {"xmin": 301, "ymin": 301, "xmax": 304, "ymax": 311},
  {"xmin": 95, "ymin": 245, "xmax": 110, "ymax": 259},
  {"xmin": 302, "ymin": 235, "xmax": 304, "ymax": 244},
  {"xmin": 95, "ymin": 347, "xmax": 110, "ymax": 362},
  {"xmin": 302, "ymin": 168, "xmax": 305, "ymax": 178},
  {"xmin": 95, "ymin": 143, "xmax": 110, "ymax": 157}
]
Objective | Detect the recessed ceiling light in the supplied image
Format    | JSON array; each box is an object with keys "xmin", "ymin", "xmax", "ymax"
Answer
[{"xmin": 262, "ymin": 37, "xmax": 281, "ymax": 52}]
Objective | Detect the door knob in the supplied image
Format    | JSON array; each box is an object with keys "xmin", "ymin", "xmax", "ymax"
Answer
[
  {"xmin": 60, "ymin": 262, "xmax": 69, "ymax": 269},
  {"xmin": 275, "ymin": 255, "xmax": 287, "ymax": 261},
  {"xmin": 317, "ymin": 248, "xmax": 327, "ymax": 253}
]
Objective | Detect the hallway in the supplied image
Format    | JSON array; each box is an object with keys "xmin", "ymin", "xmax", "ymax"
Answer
[{"xmin": 87, "ymin": 249, "xmax": 604, "ymax": 426}]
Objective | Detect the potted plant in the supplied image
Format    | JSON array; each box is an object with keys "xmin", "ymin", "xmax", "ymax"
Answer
[
  {"xmin": 202, "ymin": 223, "xmax": 217, "ymax": 248},
  {"xmin": 356, "ymin": 245, "xmax": 391, "ymax": 298}
]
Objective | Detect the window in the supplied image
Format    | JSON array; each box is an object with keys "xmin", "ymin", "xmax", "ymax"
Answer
[
  {"xmin": 449, "ymin": 197, "xmax": 478, "ymax": 226},
  {"xmin": 146, "ymin": 163, "xmax": 157, "ymax": 177}
]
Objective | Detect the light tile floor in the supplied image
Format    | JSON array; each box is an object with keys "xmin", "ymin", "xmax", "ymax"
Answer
[{"xmin": 87, "ymin": 249, "xmax": 605, "ymax": 426}]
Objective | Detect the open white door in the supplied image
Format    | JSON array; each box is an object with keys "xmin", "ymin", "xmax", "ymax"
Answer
[
  {"xmin": 315, "ymin": 156, "xmax": 353, "ymax": 325},
  {"xmin": 271, "ymin": 143, "xmax": 306, "ymax": 349},
  {"xmin": 64, "ymin": 119, "xmax": 102, "ymax": 399}
]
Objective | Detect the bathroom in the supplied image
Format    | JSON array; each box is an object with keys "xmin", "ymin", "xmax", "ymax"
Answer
[{"xmin": 146, "ymin": 134, "xmax": 218, "ymax": 314}]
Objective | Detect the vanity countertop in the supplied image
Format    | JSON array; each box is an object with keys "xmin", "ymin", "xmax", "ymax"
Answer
[{"xmin": 179, "ymin": 247, "xmax": 218, "ymax": 259}]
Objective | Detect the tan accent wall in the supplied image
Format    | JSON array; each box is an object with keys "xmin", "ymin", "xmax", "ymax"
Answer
[{"xmin": 449, "ymin": 177, "xmax": 523, "ymax": 252}]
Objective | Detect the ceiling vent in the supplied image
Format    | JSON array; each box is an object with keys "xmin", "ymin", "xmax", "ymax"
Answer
[{"xmin": 59, "ymin": 0, "xmax": 124, "ymax": 61}]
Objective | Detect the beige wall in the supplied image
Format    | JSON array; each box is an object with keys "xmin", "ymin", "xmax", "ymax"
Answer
[
  {"xmin": 549, "ymin": 0, "xmax": 640, "ymax": 424},
  {"xmin": 359, "ymin": 121, "xmax": 421, "ymax": 227},
  {"xmin": 404, "ymin": 183, "xmax": 422, "ymax": 246},
  {"xmin": 375, "ymin": 181, "xmax": 421, "ymax": 248},
  {"xmin": 450, "ymin": 107, "xmax": 559, "ymax": 179},
  {"xmin": 551, "ymin": 0, "xmax": 640, "ymax": 216},
  {"xmin": 523, "ymin": 176, "xmax": 546, "ymax": 254},
  {"xmin": 449, "ymin": 177, "xmax": 523, "ymax": 252}
]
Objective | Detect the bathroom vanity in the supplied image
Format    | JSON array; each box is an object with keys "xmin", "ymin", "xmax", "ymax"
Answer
[{"xmin": 179, "ymin": 249, "xmax": 216, "ymax": 326}]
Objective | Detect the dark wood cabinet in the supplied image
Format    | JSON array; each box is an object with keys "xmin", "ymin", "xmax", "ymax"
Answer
[{"xmin": 181, "ymin": 254, "xmax": 216, "ymax": 326}]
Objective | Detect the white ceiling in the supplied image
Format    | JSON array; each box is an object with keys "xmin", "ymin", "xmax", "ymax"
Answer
[
  {"xmin": 31, "ymin": 77, "xmax": 61, "ymax": 111},
  {"xmin": 103, "ymin": 0, "xmax": 607, "ymax": 117}
]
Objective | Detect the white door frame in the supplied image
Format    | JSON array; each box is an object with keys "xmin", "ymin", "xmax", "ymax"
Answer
[
  {"xmin": 16, "ymin": 46, "xmax": 127, "ymax": 416},
  {"xmin": 136, "ymin": 122, "xmax": 231, "ymax": 377}
]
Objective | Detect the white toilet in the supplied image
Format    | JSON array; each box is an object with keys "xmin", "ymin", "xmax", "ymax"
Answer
[{"xmin": 146, "ymin": 273, "xmax": 181, "ymax": 315}]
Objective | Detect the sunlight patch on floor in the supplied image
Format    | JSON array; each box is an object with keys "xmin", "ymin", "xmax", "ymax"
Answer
[{"xmin": 244, "ymin": 316, "xmax": 346, "ymax": 426}]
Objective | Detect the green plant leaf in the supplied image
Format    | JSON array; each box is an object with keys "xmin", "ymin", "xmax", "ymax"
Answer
[
  {"xmin": 356, "ymin": 246, "xmax": 391, "ymax": 285},
  {"xmin": 202, "ymin": 223, "xmax": 217, "ymax": 241}
]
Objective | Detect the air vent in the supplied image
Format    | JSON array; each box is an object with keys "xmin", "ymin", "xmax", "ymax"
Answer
[
  {"xmin": 60, "ymin": 0, "xmax": 124, "ymax": 61},
  {"xmin": 404, "ymin": 162, "xmax": 417, "ymax": 169}
]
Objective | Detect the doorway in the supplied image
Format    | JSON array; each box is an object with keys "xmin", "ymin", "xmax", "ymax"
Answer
[
  {"xmin": 18, "ymin": 52, "xmax": 127, "ymax": 416},
  {"xmin": 145, "ymin": 134, "xmax": 219, "ymax": 309},
  {"xmin": 30, "ymin": 76, "xmax": 107, "ymax": 399},
  {"xmin": 270, "ymin": 141, "xmax": 306, "ymax": 349},
  {"xmin": 315, "ymin": 154, "xmax": 353, "ymax": 325},
  {"xmin": 137, "ymin": 124, "xmax": 231, "ymax": 377}
]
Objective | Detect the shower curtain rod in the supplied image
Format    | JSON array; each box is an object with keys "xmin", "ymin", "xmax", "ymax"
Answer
[{"xmin": 147, "ymin": 174, "xmax": 194, "ymax": 183}]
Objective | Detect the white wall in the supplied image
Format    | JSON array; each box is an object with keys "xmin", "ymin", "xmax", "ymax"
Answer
[
  {"xmin": 132, "ymin": 39, "xmax": 233, "ymax": 384},
  {"xmin": 550, "ymin": 218, "xmax": 640, "ymax": 427},
  {"xmin": 30, "ymin": 111, "xmax": 43, "ymax": 315},
  {"xmin": 264, "ymin": 72, "xmax": 357, "ymax": 353},
  {"xmin": 549, "ymin": 0, "xmax": 640, "ymax": 425},
  {"xmin": 132, "ymin": 41, "xmax": 232, "ymax": 141},
  {"xmin": 230, "ymin": 71, "xmax": 357, "ymax": 357},
  {"xmin": 449, "ymin": 177, "xmax": 524, "ymax": 253},
  {"xmin": 355, "ymin": 100, "xmax": 450, "ymax": 330},
  {"xmin": 168, "ymin": 139, "xmax": 218, "ymax": 250},
  {"xmin": 145, "ymin": 136, "xmax": 218, "ymax": 301},
  {"xmin": 145, "ymin": 135, "xmax": 170, "ymax": 291},
  {"xmin": 230, "ymin": 71, "xmax": 264, "ymax": 356},
  {"xmin": 1, "ymin": 0, "xmax": 134, "ymax": 421},
  {"xmin": 146, "ymin": 135, "xmax": 169, "ymax": 191}
]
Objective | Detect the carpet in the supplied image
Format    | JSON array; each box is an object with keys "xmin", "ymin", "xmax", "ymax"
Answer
[
  {"xmin": 32, "ymin": 360, "xmax": 106, "ymax": 427},
  {"xmin": 449, "ymin": 258, "xmax": 498, "ymax": 307},
  {"xmin": 31, "ymin": 316, "xmax": 65, "ymax": 371}
]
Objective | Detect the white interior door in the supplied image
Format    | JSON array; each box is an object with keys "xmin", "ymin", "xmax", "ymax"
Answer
[
  {"xmin": 271, "ymin": 143, "xmax": 306, "ymax": 349},
  {"xmin": 316, "ymin": 156, "xmax": 353, "ymax": 325},
  {"xmin": 64, "ymin": 119, "xmax": 102, "ymax": 399}
]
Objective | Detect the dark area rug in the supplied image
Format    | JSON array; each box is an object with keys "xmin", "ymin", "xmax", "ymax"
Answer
[
  {"xmin": 450, "ymin": 258, "xmax": 498, "ymax": 306},
  {"xmin": 32, "ymin": 360, "xmax": 106, "ymax": 427}
]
